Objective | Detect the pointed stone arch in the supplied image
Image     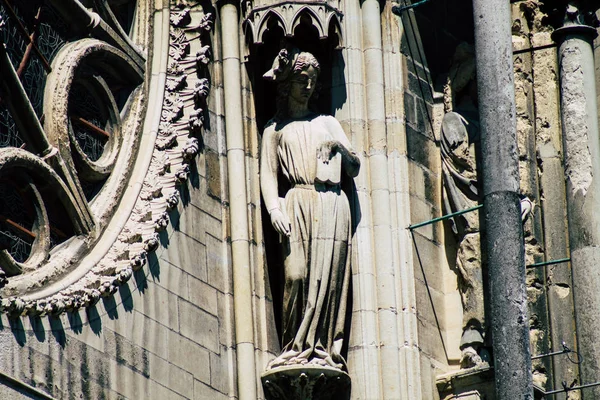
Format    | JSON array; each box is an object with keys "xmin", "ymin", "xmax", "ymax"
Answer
[{"xmin": 243, "ymin": 1, "xmax": 343, "ymax": 44}]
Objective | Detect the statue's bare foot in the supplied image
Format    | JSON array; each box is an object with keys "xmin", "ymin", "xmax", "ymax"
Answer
[{"xmin": 460, "ymin": 346, "xmax": 483, "ymax": 369}]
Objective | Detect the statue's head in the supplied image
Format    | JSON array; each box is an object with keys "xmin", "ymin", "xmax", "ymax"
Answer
[
  {"xmin": 444, "ymin": 42, "xmax": 476, "ymax": 112},
  {"xmin": 264, "ymin": 48, "xmax": 321, "ymax": 120}
]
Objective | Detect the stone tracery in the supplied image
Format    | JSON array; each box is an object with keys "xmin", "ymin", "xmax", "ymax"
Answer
[{"xmin": 0, "ymin": 0, "xmax": 214, "ymax": 316}]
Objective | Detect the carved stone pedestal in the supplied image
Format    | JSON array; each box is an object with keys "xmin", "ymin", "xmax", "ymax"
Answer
[
  {"xmin": 261, "ymin": 365, "xmax": 351, "ymax": 400},
  {"xmin": 436, "ymin": 366, "xmax": 546, "ymax": 399}
]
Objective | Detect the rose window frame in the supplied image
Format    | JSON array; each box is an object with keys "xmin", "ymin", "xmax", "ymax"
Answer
[{"xmin": 0, "ymin": 0, "xmax": 213, "ymax": 316}]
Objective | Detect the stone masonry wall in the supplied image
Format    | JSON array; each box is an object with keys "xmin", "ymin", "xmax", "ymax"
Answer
[
  {"xmin": 0, "ymin": 154, "xmax": 234, "ymax": 400},
  {"xmin": 398, "ymin": 8, "xmax": 460, "ymax": 398},
  {"xmin": 0, "ymin": 3, "xmax": 236, "ymax": 399}
]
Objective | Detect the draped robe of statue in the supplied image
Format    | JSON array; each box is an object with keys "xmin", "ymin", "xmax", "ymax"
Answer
[
  {"xmin": 440, "ymin": 102, "xmax": 487, "ymax": 365},
  {"xmin": 261, "ymin": 114, "xmax": 355, "ymax": 369}
]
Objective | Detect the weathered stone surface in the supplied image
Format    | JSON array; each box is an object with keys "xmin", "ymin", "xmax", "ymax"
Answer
[{"xmin": 261, "ymin": 365, "xmax": 351, "ymax": 400}]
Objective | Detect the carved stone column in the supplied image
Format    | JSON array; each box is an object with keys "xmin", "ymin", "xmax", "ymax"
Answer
[
  {"xmin": 472, "ymin": 0, "xmax": 533, "ymax": 398},
  {"xmin": 219, "ymin": 1, "xmax": 258, "ymax": 399},
  {"xmin": 543, "ymin": 1, "xmax": 600, "ymax": 397}
]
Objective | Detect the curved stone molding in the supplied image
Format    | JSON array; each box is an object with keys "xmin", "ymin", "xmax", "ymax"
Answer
[
  {"xmin": 0, "ymin": 1, "xmax": 214, "ymax": 316},
  {"xmin": 0, "ymin": 149, "xmax": 89, "ymax": 278},
  {"xmin": 44, "ymin": 39, "xmax": 144, "ymax": 206}
]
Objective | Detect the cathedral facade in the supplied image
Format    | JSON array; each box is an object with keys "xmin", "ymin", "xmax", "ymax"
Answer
[{"xmin": 0, "ymin": 0, "xmax": 598, "ymax": 399}]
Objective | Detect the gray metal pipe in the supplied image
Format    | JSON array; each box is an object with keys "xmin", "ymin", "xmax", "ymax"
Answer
[{"xmin": 472, "ymin": 0, "xmax": 533, "ymax": 398}]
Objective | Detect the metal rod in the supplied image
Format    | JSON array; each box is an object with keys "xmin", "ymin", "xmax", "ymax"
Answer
[
  {"xmin": 16, "ymin": 7, "xmax": 43, "ymax": 77},
  {"xmin": 0, "ymin": 33, "xmax": 52, "ymax": 155},
  {"xmin": 73, "ymin": 116, "xmax": 111, "ymax": 139},
  {"xmin": 1, "ymin": 0, "xmax": 51, "ymax": 72},
  {"xmin": 532, "ymin": 348, "xmax": 572, "ymax": 360},
  {"xmin": 513, "ymin": 43, "xmax": 557, "ymax": 55},
  {"xmin": 526, "ymin": 258, "xmax": 570, "ymax": 269},
  {"xmin": 544, "ymin": 381, "xmax": 600, "ymax": 396},
  {"xmin": 408, "ymin": 204, "xmax": 482, "ymax": 230},
  {"xmin": 0, "ymin": 216, "xmax": 36, "ymax": 239},
  {"xmin": 531, "ymin": 342, "xmax": 582, "ymax": 365},
  {"xmin": 391, "ymin": 0, "xmax": 431, "ymax": 15}
]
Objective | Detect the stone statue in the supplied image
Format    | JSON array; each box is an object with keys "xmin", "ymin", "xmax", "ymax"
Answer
[
  {"xmin": 260, "ymin": 48, "xmax": 360, "ymax": 371},
  {"xmin": 441, "ymin": 42, "xmax": 486, "ymax": 369},
  {"xmin": 442, "ymin": 43, "xmax": 532, "ymax": 369}
]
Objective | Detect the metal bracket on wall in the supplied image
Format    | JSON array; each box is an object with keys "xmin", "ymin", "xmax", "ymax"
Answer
[{"xmin": 391, "ymin": 0, "xmax": 432, "ymax": 15}]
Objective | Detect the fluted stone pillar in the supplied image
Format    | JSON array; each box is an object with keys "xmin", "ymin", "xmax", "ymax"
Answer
[
  {"xmin": 546, "ymin": 2, "xmax": 600, "ymax": 397},
  {"xmin": 472, "ymin": 0, "xmax": 533, "ymax": 398},
  {"xmin": 219, "ymin": 1, "xmax": 258, "ymax": 399}
]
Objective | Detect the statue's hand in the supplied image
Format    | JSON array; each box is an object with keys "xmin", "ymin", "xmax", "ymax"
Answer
[
  {"xmin": 270, "ymin": 208, "xmax": 291, "ymax": 237},
  {"xmin": 317, "ymin": 141, "xmax": 340, "ymax": 164}
]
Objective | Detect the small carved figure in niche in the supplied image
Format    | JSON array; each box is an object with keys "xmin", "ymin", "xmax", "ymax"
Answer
[
  {"xmin": 441, "ymin": 43, "xmax": 487, "ymax": 369},
  {"xmin": 443, "ymin": 43, "xmax": 532, "ymax": 369},
  {"xmin": 260, "ymin": 48, "xmax": 360, "ymax": 370}
]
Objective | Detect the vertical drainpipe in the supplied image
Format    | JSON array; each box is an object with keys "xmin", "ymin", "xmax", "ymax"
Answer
[
  {"xmin": 219, "ymin": 2, "xmax": 258, "ymax": 400},
  {"xmin": 472, "ymin": 0, "xmax": 533, "ymax": 398},
  {"xmin": 551, "ymin": 5, "xmax": 600, "ymax": 397},
  {"xmin": 361, "ymin": 0, "xmax": 403, "ymax": 397}
]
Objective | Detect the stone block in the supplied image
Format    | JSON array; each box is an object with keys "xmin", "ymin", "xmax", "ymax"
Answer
[
  {"xmin": 202, "ymin": 209, "xmax": 224, "ymax": 243},
  {"xmin": 216, "ymin": 291, "xmax": 234, "ymax": 347},
  {"xmin": 109, "ymin": 311, "xmax": 169, "ymax": 359},
  {"xmin": 206, "ymin": 150, "xmax": 222, "ymax": 200},
  {"xmin": 161, "ymin": 231, "xmax": 208, "ymax": 281},
  {"xmin": 405, "ymin": 56, "xmax": 430, "ymax": 79},
  {"xmin": 190, "ymin": 176, "xmax": 223, "ymax": 219},
  {"xmin": 411, "ymin": 231, "xmax": 446, "ymax": 293},
  {"xmin": 106, "ymin": 359, "xmax": 148, "ymax": 400},
  {"xmin": 210, "ymin": 349, "xmax": 235, "ymax": 394},
  {"xmin": 419, "ymin": 355, "xmax": 437, "ymax": 400},
  {"xmin": 169, "ymin": 362, "xmax": 194, "ymax": 399},
  {"xmin": 194, "ymin": 379, "xmax": 229, "ymax": 400},
  {"xmin": 407, "ymin": 71, "xmax": 433, "ymax": 103},
  {"xmin": 178, "ymin": 299, "xmax": 220, "ymax": 353},
  {"xmin": 134, "ymin": 274, "xmax": 182, "ymax": 330},
  {"xmin": 188, "ymin": 275, "xmax": 218, "ymax": 316},
  {"xmin": 167, "ymin": 330, "xmax": 211, "ymax": 383},
  {"xmin": 409, "ymin": 195, "xmax": 437, "ymax": 242},
  {"xmin": 206, "ymin": 234, "xmax": 232, "ymax": 293},
  {"xmin": 416, "ymin": 296, "xmax": 449, "ymax": 363},
  {"xmin": 65, "ymin": 320, "xmax": 105, "ymax": 354},
  {"xmin": 148, "ymin": 352, "xmax": 170, "ymax": 388},
  {"xmin": 104, "ymin": 330, "xmax": 149, "ymax": 376},
  {"xmin": 195, "ymin": 151, "xmax": 207, "ymax": 178},
  {"xmin": 415, "ymin": 100, "xmax": 435, "ymax": 137},
  {"xmin": 387, "ymin": 119, "xmax": 407, "ymax": 154},
  {"xmin": 414, "ymin": 270, "xmax": 448, "ymax": 331},
  {"xmin": 351, "ymin": 268, "xmax": 377, "ymax": 313},
  {"xmin": 148, "ymin": 380, "xmax": 189, "ymax": 400},
  {"xmin": 406, "ymin": 126, "xmax": 439, "ymax": 171},
  {"xmin": 346, "ymin": 344, "xmax": 380, "ymax": 399},
  {"xmin": 405, "ymin": 90, "xmax": 416, "ymax": 125},
  {"xmin": 171, "ymin": 202, "xmax": 208, "ymax": 244}
]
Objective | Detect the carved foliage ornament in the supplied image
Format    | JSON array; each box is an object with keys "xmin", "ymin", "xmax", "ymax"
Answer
[
  {"xmin": 540, "ymin": 0, "xmax": 600, "ymax": 29},
  {"xmin": 0, "ymin": 0, "xmax": 213, "ymax": 316}
]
